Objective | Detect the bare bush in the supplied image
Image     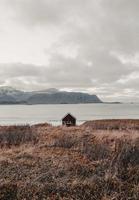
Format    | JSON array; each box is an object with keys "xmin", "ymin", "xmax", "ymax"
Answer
[
  {"xmin": 52, "ymin": 134, "xmax": 77, "ymax": 148},
  {"xmin": 0, "ymin": 125, "xmax": 38, "ymax": 147},
  {"xmin": 81, "ymin": 139, "xmax": 111, "ymax": 161},
  {"xmin": 111, "ymin": 139, "xmax": 139, "ymax": 168},
  {"xmin": 0, "ymin": 182, "xmax": 17, "ymax": 200}
]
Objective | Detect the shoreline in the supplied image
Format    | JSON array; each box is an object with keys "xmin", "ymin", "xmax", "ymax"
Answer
[{"xmin": 0, "ymin": 118, "xmax": 139, "ymax": 127}]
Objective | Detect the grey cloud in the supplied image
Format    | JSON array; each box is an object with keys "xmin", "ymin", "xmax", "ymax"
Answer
[
  {"xmin": 0, "ymin": 0, "xmax": 139, "ymax": 101},
  {"xmin": 4, "ymin": 0, "xmax": 88, "ymax": 27},
  {"xmin": 0, "ymin": 60, "xmax": 138, "ymax": 101},
  {"xmin": 0, "ymin": 63, "xmax": 42, "ymax": 78}
]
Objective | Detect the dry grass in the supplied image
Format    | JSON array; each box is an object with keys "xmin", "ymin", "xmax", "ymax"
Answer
[
  {"xmin": 82, "ymin": 119, "xmax": 139, "ymax": 130},
  {"xmin": 0, "ymin": 119, "xmax": 138, "ymax": 200},
  {"xmin": 0, "ymin": 125, "xmax": 38, "ymax": 147}
]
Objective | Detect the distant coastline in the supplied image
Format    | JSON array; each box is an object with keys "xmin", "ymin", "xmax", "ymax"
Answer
[
  {"xmin": 0, "ymin": 101, "xmax": 132, "ymax": 105},
  {"xmin": 0, "ymin": 87, "xmax": 138, "ymax": 105},
  {"xmin": 0, "ymin": 86, "xmax": 102, "ymax": 104}
]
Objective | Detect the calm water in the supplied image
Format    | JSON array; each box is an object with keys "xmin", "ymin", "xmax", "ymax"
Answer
[{"xmin": 0, "ymin": 103, "xmax": 138, "ymax": 126}]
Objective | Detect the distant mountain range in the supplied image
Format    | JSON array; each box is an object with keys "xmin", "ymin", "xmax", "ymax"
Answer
[{"xmin": 0, "ymin": 86, "xmax": 102, "ymax": 104}]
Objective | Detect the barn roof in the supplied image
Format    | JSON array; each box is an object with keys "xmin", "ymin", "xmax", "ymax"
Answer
[{"xmin": 62, "ymin": 113, "xmax": 76, "ymax": 120}]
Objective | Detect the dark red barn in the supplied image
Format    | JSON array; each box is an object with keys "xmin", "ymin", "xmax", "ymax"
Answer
[{"xmin": 62, "ymin": 113, "xmax": 76, "ymax": 127}]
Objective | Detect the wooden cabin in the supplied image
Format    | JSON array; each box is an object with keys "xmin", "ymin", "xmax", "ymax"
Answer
[{"xmin": 62, "ymin": 113, "xmax": 76, "ymax": 127}]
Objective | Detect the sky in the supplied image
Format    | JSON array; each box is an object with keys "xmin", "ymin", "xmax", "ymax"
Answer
[{"xmin": 0, "ymin": 0, "xmax": 139, "ymax": 102}]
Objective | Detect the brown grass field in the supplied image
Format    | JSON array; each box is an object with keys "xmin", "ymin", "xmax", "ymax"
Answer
[{"xmin": 0, "ymin": 119, "xmax": 139, "ymax": 200}]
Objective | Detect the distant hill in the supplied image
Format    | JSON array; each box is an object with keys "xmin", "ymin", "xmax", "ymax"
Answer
[
  {"xmin": 0, "ymin": 94, "xmax": 17, "ymax": 104},
  {"xmin": 27, "ymin": 91, "xmax": 102, "ymax": 104},
  {"xmin": 0, "ymin": 86, "xmax": 102, "ymax": 104}
]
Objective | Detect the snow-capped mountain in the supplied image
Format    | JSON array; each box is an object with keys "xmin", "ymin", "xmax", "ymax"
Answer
[
  {"xmin": 0, "ymin": 86, "xmax": 22, "ymax": 96},
  {"xmin": 0, "ymin": 86, "xmax": 102, "ymax": 104}
]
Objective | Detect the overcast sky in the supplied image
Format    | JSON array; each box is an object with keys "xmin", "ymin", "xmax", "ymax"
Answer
[{"xmin": 0, "ymin": 0, "xmax": 139, "ymax": 102}]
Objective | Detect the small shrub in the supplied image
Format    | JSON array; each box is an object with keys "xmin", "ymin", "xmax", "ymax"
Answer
[
  {"xmin": 69, "ymin": 163, "xmax": 94, "ymax": 178},
  {"xmin": 81, "ymin": 140, "xmax": 111, "ymax": 161},
  {"xmin": 0, "ymin": 125, "xmax": 38, "ymax": 147},
  {"xmin": 113, "ymin": 139, "xmax": 139, "ymax": 168},
  {"xmin": 53, "ymin": 134, "xmax": 77, "ymax": 148},
  {"xmin": 0, "ymin": 182, "xmax": 17, "ymax": 200},
  {"xmin": 110, "ymin": 139, "xmax": 139, "ymax": 183}
]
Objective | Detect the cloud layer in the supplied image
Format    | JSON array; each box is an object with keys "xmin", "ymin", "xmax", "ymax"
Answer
[{"xmin": 0, "ymin": 0, "xmax": 139, "ymax": 101}]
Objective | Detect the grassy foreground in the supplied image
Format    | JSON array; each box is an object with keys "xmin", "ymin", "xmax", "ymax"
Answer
[{"xmin": 0, "ymin": 119, "xmax": 139, "ymax": 200}]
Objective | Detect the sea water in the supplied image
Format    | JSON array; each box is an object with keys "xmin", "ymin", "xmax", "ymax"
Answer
[{"xmin": 0, "ymin": 103, "xmax": 138, "ymax": 126}]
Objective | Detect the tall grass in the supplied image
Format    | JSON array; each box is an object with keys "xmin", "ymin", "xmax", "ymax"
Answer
[
  {"xmin": 0, "ymin": 120, "xmax": 138, "ymax": 199},
  {"xmin": 0, "ymin": 125, "xmax": 38, "ymax": 147}
]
